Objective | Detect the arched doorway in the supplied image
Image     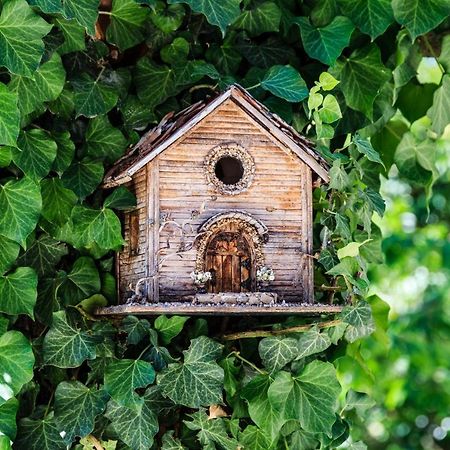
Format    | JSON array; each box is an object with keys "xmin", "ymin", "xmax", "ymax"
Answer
[
  {"xmin": 195, "ymin": 212, "xmax": 268, "ymax": 293},
  {"xmin": 205, "ymin": 227, "xmax": 253, "ymax": 293}
]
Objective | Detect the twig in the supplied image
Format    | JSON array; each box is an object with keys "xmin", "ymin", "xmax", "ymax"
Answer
[
  {"xmin": 231, "ymin": 351, "xmax": 266, "ymax": 374},
  {"xmin": 314, "ymin": 284, "xmax": 345, "ymax": 292},
  {"xmin": 85, "ymin": 435, "xmax": 105, "ymax": 450},
  {"xmin": 222, "ymin": 319, "xmax": 341, "ymax": 340}
]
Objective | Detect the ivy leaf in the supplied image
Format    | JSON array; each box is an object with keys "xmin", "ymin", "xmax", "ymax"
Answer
[
  {"xmin": 240, "ymin": 425, "xmax": 272, "ymax": 450},
  {"xmin": 13, "ymin": 130, "xmax": 57, "ymax": 180},
  {"xmin": 61, "ymin": 158, "xmax": 104, "ymax": 199},
  {"xmin": 149, "ymin": 2, "xmax": 184, "ymax": 33},
  {"xmin": 155, "ymin": 315, "xmax": 189, "ymax": 345},
  {"xmin": 59, "ymin": 257, "xmax": 101, "ymax": 305},
  {"xmin": 54, "ymin": 381, "xmax": 109, "ymax": 444},
  {"xmin": 392, "ymin": 0, "xmax": 450, "ymax": 41},
  {"xmin": 234, "ymin": 2, "xmax": 281, "ymax": 37},
  {"xmin": 103, "ymin": 186, "xmax": 136, "ymax": 210},
  {"xmin": 296, "ymin": 16, "xmax": 354, "ymax": 65},
  {"xmin": 353, "ymin": 135, "xmax": 385, "ymax": 166},
  {"xmin": 85, "ymin": 115, "xmax": 127, "ymax": 163},
  {"xmin": 185, "ymin": 411, "xmax": 239, "ymax": 450},
  {"xmin": 104, "ymin": 359, "xmax": 155, "ymax": 409},
  {"xmin": 0, "ymin": 83, "xmax": 20, "ymax": 146},
  {"xmin": 161, "ymin": 431, "xmax": 185, "ymax": 449},
  {"xmin": 71, "ymin": 206, "xmax": 124, "ymax": 250},
  {"xmin": 0, "ymin": 397, "xmax": 18, "ymax": 441},
  {"xmin": 40, "ymin": 178, "xmax": 77, "ymax": 227},
  {"xmin": 241, "ymin": 374, "xmax": 287, "ymax": 441},
  {"xmin": 0, "ymin": 236, "xmax": 19, "ymax": 275},
  {"xmin": 168, "ymin": 0, "xmax": 241, "ymax": 36},
  {"xmin": 0, "ymin": 267, "xmax": 37, "ymax": 318},
  {"xmin": 329, "ymin": 159, "xmax": 350, "ymax": 190},
  {"xmin": 43, "ymin": 311, "xmax": 101, "ymax": 368},
  {"xmin": 161, "ymin": 37, "xmax": 190, "ymax": 65},
  {"xmin": 55, "ymin": 18, "xmax": 86, "ymax": 54},
  {"xmin": 337, "ymin": 0, "xmax": 394, "ymax": 39},
  {"xmin": 52, "ymin": 130, "xmax": 75, "ymax": 176},
  {"xmin": 261, "ymin": 65, "xmax": 308, "ymax": 102},
  {"xmin": 344, "ymin": 389, "xmax": 376, "ymax": 415},
  {"xmin": 122, "ymin": 315, "xmax": 151, "ymax": 345},
  {"xmin": 258, "ymin": 336, "xmax": 298, "ymax": 372},
  {"xmin": 107, "ymin": 0, "xmax": 149, "ymax": 51},
  {"xmin": 341, "ymin": 301, "xmax": 375, "ymax": 343},
  {"xmin": 333, "ymin": 45, "xmax": 391, "ymax": 119},
  {"xmin": 0, "ymin": 0, "xmax": 52, "ymax": 77},
  {"xmin": 318, "ymin": 94, "xmax": 342, "ymax": 123},
  {"xmin": 427, "ymin": 75, "xmax": 450, "ymax": 135},
  {"xmin": 9, "ymin": 52, "xmax": 66, "ymax": 116},
  {"xmin": 14, "ymin": 417, "xmax": 66, "ymax": 450},
  {"xmin": 158, "ymin": 336, "xmax": 224, "ymax": 408},
  {"xmin": 0, "ymin": 330, "xmax": 34, "ymax": 395},
  {"xmin": 0, "ymin": 177, "xmax": 41, "ymax": 247},
  {"xmin": 16, "ymin": 235, "xmax": 67, "ymax": 277},
  {"xmin": 135, "ymin": 59, "xmax": 177, "ymax": 109},
  {"xmin": 268, "ymin": 361, "xmax": 341, "ymax": 436},
  {"xmin": 73, "ymin": 74, "xmax": 119, "ymax": 118},
  {"xmin": 296, "ymin": 327, "xmax": 332, "ymax": 360},
  {"xmin": 105, "ymin": 388, "xmax": 159, "ymax": 450}
]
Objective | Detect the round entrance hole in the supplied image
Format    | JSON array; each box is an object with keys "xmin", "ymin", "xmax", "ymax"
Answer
[{"xmin": 214, "ymin": 156, "xmax": 244, "ymax": 185}]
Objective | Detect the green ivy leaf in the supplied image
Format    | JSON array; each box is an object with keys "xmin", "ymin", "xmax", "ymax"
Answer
[
  {"xmin": 103, "ymin": 186, "xmax": 136, "ymax": 211},
  {"xmin": 104, "ymin": 359, "xmax": 155, "ymax": 409},
  {"xmin": 122, "ymin": 315, "xmax": 151, "ymax": 345},
  {"xmin": 16, "ymin": 235, "xmax": 67, "ymax": 277},
  {"xmin": 52, "ymin": 130, "xmax": 75, "ymax": 176},
  {"xmin": 0, "ymin": 0, "xmax": 52, "ymax": 77},
  {"xmin": 0, "ymin": 397, "xmax": 18, "ymax": 441},
  {"xmin": 55, "ymin": 18, "xmax": 86, "ymax": 54},
  {"xmin": 0, "ymin": 177, "xmax": 41, "ymax": 246},
  {"xmin": 296, "ymin": 16, "xmax": 354, "ymax": 65},
  {"xmin": 258, "ymin": 336, "xmax": 298, "ymax": 372},
  {"xmin": 0, "ymin": 83, "xmax": 20, "ymax": 146},
  {"xmin": 268, "ymin": 361, "xmax": 341, "ymax": 436},
  {"xmin": 158, "ymin": 336, "xmax": 224, "ymax": 408},
  {"xmin": 9, "ymin": 52, "xmax": 65, "ymax": 116},
  {"xmin": 155, "ymin": 315, "xmax": 189, "ymax": 345},
  {"xmin": 107, "ymin": 0, "xmax": 149, "ymax": 51},
  {"xmin": 0, "ymin": 330, "xmax": 34, "ymax": 395},
  {"xmin": 168, "ymin": 0, "xmax": 241, "ymax": 36},
  {"xmin": 185, "ymin": 411, "xmax": 239, "ymax": 450},
  {"xmin": 240, "ymin": 425, "xmax": 272, "ymax": 450},
  {"xmin": 105, "ymin": 387, "xmax": 159, "ymax": 450},
  {"xmin": 318, "ymin": 94, "xmax": 342, "ymax": 123},
  {"xmin": 0, "ymin": 267, "xmax": 37, "ymax": 318},
  {"xmin": 43, "ymin": 311, "xmax": 101, "ymax": 368},
  {"xmin": 14, "ymin": 416, "xmax": 66, "ymax": 450},
  {"xmin": 71, "ymin": 206, "xmax": 124, "ymax": 250},
  {"xmin": 234, "ymin": 2, "xmax": 281, "ymax": 37},
  {"xmin": 13, "ymin": 130, "xmax": 57, "ymax": 180},
  {"xmin": 149, "ymin": 2, "xmax": 184, "ymax": 33},
  {"xmin": 85, "ymin": 115, "xmax": 127, "ymax": 163},
  {"xmin": 353, "ymin": 135, "xmax": 385, "ymax": 166},
  {"xmin": 427, "ymin": 74, "xmax": 450, "ymax": 135},
  {"xmin": 61, "ymin": 158, "xmax": 104, "ymax": 199},
  {"xmin": 344, "ymin": 389, "xmax": 376, "ymax": 415},
  {"xmin": 337, "ymin": 0, "xmax": 394, "ymax": 39},
  {"xmin": 54, "ymin": 381, "xmax": 109, "ymax": 443},
  {"xmin": 0, "ymin": 236, "xmax": 20, "ymax": 275},
  {"xmin": 161, "ymin": 431, "xmax": 185, "ymax": 449},
  {"xmin": 40, "ymin": 178, "xmax": 77, "ymax": 227},
  {"xmin": 392, "ymin": 0, "xmax": 450, "ymax": 41},
  {"xmin": 161, "ymin": 37, "xmax": 190, "ymax": 65},
  {"xmin": 296, "ymin": 327, "xmax": 332, "ymax": 360},
  {"xmin": 341, "ymin": 301, "xmax": 375, "ymax": 342},
  {"xmin": 328, "ymin": 159, "xmax": 350, "ymax": 190},
  {"xmin": 73, "ymin": 74, "xmax": 119, "ymax": 118},
  {"xmin": 261, "ymin": 65, "xmax": 308, "ymax": 102},
  {"xmin": 333, "ymin": 45, "xmax": 391, "ymax": 118},
  {"xmin": 59, "ymin": 256, "xmax": 101, "ymax": 305}
]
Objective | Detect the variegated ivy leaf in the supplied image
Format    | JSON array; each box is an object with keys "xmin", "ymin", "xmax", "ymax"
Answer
[
  {"xmin": 341, "ymin": 301, "xmax": 376, "ymax": 342},
  {"xmin": 296, "ymin": 327, "xmax": 332, "ymax": 360},
  {"xmin": 258, "ymin": 336, "xmax": 298, "ymax": 371},
  {"xmin": 0, "ymin": 83, "xmax": 20, "ymax": 146},
  {"xmin": 14, "ymin": 416, "xmax": 67, "ymax": 450},
  {"xmin": 0, "ymin": 236, "xmax": 20, "ymax": 275},
  {"xmin": 158, "ymin": 336, "xmax": 224, "ymax": 408}
]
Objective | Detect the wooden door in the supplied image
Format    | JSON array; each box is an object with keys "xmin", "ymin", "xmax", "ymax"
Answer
[{"xmin": 206, "ymin": 231, "xmax": 252, "ymax": 293}]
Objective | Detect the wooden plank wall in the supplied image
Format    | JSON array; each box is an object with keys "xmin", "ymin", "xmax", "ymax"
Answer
[{"xmin": 156, "ymin": 99, "xmax": 313, "ymax": 303}]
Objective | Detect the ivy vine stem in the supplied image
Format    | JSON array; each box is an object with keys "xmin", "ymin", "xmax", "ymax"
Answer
[
  {"xmin": 222, "ymin": 319, "xmax": 341, "ymax": 340},
  {"xmin": 231, "ymin": 351, "xmax": 266, "ymax": 375}
]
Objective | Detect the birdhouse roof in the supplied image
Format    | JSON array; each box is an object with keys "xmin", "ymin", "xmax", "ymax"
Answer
[{"xmin": 103, "ymin": 84, "xmax": 329, "ymax": 187}]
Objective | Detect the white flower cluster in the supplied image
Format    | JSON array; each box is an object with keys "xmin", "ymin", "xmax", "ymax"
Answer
[
  {"xmin": 257, "ymin": 266, "xmax": 275, "ymax": 282},
  {"xmin": 190, "ymin": 270, "xmax": 212, "ymax": 284}
]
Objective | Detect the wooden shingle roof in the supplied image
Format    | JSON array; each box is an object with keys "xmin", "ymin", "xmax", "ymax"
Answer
[{"xmin": 103, "ymin": 84, "xmax": 329, "ymax": 188}]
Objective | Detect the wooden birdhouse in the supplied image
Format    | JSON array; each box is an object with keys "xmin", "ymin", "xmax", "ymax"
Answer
[{"xmin": 99, "ymin": 85, "xmax": 338, "ymax": 316}]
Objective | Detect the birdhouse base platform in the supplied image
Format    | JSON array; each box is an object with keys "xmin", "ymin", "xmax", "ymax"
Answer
[{"xmin": 95, "ymin": 302, "xmax": 343, "ymax": 317}]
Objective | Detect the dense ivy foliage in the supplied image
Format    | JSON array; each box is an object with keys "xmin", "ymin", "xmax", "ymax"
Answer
[{"xmin": 0, "ymin": 0, "xmax": 449, "ymax": 448}]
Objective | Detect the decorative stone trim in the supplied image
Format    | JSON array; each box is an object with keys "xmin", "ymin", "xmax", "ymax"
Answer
[
  {"xmin": 194, "ymin": 292, "xmax": 277, "ymax": 305},
  {"xmin": 195, "ymin": 211, "xmax": 267, "ymax": 272},
  {"xmin": 204, "ymin": 143, "xmax": 255, "ymax": 195}
]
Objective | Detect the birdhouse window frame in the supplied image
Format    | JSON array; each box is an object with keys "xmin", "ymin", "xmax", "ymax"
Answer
[{"xmin": 204, "ymin": 143, "xmax": 255, "ymax": 195}]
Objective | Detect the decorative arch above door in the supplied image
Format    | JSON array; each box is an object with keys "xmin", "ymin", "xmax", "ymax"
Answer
[{"xmin": 195, "ymin": 212, "xmax": 268, "ymax": 293}]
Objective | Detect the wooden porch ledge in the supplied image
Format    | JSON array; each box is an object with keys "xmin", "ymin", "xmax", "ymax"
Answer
[{"xmin": 95, "ymin": 302, "xmax": 343, "ymax": 316}]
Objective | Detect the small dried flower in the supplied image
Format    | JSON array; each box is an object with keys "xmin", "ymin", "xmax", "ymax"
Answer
[
  {"xmin": 190, "ymin": 270, "xmax": 212, "ymax": 284},
  {"xmin": 257, "ymin": 266, "xmax": 275, "ymax": 282}
]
